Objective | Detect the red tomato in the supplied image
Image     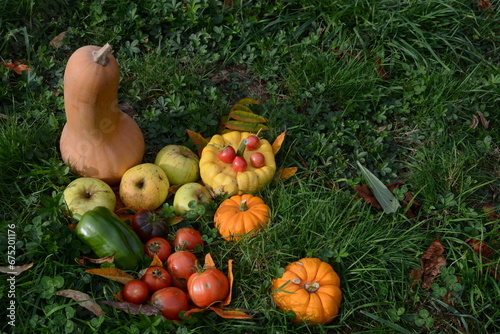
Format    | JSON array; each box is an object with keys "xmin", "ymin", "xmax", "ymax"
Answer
[
  {"xmin": 250, "ymin": 152, "xmax": 266, "ymax": 168},
  {"xmin": 141, "ymin": 266, "xmax": 171, "ymax": 293},
  {"xmin": 218, "ymin": 146, "xmax": 236, "ymax": 163},
  {"xmin": 232, "ymin": 156, "xmax": 247, "ymax": 172},
  {"xmin": 122, "ymin": 279, "xmax": 149, "ymax": 304},
  {"xmin": 150, "ymin": 287, "xmax": 189, "ymax": 321},
  {"xmin": 245, "ymin": 135, "xmax": 260, "ymax": 151},
  {"xmin": 173, "ymin": 227, "xmax": 204, "ymax": 251},
  {"xmin": 131, "ymin": 209, "xmax": 169, "ymax": 242},
  {"xmin": 166, "ymin": 250, "xmax": 198, "ymax": 290},
  {"xmin": 145, "ymin": 237, "xmax": 172, "ymax": 261},
  {"xmin": 187, "ymin": 267, "xmax": 230, "ymax": 308}
]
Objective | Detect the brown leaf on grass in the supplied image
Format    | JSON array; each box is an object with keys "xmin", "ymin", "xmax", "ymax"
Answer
[
  {"xmin": 483, "ymin": 205, "xmax": 499, "ymax": 221},
  {"xmin": 354, "ymin": 184, "xmax": 383, "ymax": 211},
  {"xmin": 375, "ymin": 59, "xmax": 389, "ymax": 79},
  {"xmin": 85, "ymin": 268, "xmax": 135, "ymax": 284},
  {"xmin": 0, "ymin": 262, "xmax": 34, "ymax": 276},
  {"xmin": 477, "ymin": 0, "xmax": 494, "ymax": 11},
  {"xmin": 55, "ymin": 289, "xmax": 105, "ymax": 316},
  {"xmin": 355, "ymin": 182, "xmax": 421, "ymax": 218},
  {"xmin": 476, "ymin": 111, "xmax": 489, "ymax": 129},
  {"xmin": 77, "ymin": 255, "xmax": 115, "ymax": 266},
  {"xmin": 466, "ymin": 239, "xmax": 494, "ymax": 258},
  {"xmin": 465, "ymin": 238, "xmax": 499, "ymax": 279},
  {"xmin": 49, "ymin": 31, "xmax": 66, "ymax": 49},
  {"xmin": 101, "ymin": 300, "xmax": 161, "ymax": 316},
  {"xmin": 468, "ymin": 114, "xmax": 479, "ymax": 129},
  {"xmin": 420, "ymin": 238, "xmax": 447, "ymax": 289}
]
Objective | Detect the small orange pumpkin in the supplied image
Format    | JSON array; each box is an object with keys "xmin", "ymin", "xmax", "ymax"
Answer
[
  {"xmin": 213, "ymin": 194, "xmax": 270, "ymax": 241},
  {"xmin": 60, "ymin": 44, "xmax": 145, "ymax": 185},
  {"xmin": 272, "ymin": 258, "xmax": 342, "ymax": 325}
]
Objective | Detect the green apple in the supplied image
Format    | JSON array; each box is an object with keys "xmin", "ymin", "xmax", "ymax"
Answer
[
  {"xmin": 119, "ymin": 163, "xmax": 170, "ymax": 211},
  {"xmin": 173, "ymin": 182, "xmax": 212, "ymax": 216},
  {"xmin": 154, "ymin": 145, "xmax": 200, "ymax": 186},
  {"xmin": 63, "ymin": 177, "xmax": 116, "ymax": 217}
]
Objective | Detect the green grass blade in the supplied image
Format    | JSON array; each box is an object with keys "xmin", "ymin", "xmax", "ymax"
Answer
[{"xmin": 356, "ymin": 161, "xmax": 400, "ymax": 214}]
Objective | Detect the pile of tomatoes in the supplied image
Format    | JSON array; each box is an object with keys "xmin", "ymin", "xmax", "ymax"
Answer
[
  {"xmin": 218, "ymin": 135, "xmax": 266, "ymax": 171},
  {"xmin": 121, "ymin": 211, "xmax": 230, "ymax": 321}
]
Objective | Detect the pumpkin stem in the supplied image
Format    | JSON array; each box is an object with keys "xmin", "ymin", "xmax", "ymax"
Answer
[
  {"xmin": 92, "ymin": 43, "xmax": 113, "ymax": 66},
  {"xmin": 304, "ymin": 281, "xmax": 320, "ymax": 293},
  {"xmin": 239, "ymin": 199, "xmax": 249, "ymax": 211}
]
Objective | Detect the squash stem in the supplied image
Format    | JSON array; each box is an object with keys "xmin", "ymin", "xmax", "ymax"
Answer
[
  {"xmin": 239, "ymin": 199, "xmax": 248, "ymax": 211},
  {"xmin": 304, "ymin": 281, "xmax": 320, "ymax": 293},
  {"xmin": 92, "ymin": 43, "xmax": 113, "ymax": 66}
]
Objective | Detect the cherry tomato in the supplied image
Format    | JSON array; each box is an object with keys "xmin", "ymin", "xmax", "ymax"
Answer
[
  {"xmin": 245, "ymin": 135, "xmax": 260, "ymax": 151},
  {"xmin": 150, "ymin": 287, "xmax": 189, "ymax": 321},
  {"xmin": 122, "ymin": 279, "xmax": 149, "ymax": 304},
  {"xmin": 187, "ymin": 267, "xmax": 230, "ymax": 308},
  {"xmin": 250, "ymin": 152, "xmax": 266, "ymax": 168},
  {"xmin": 166, "ymin": 250, "xmax": 198, "ymax": 290},
  {"xmin": 131, "ymin": 209, "xmax": 169, "ymax": 242},
  {"xmin": 142, "ymin": 266, "xmax": 171, "ymax": 293},
  {"xmin": 145, "ymin": 237, "xmax": 172, "ymax": 261},
  {"xmin": 232, "ymin": 156, "xmax": 247, "ymax": 172},
  {"xmin": 218, "ymin": 146, "xmax": 236, "ymax": 163},
  {"xmin": 173, "ymin": 227, "xmax": 204, "ymax": 251}
]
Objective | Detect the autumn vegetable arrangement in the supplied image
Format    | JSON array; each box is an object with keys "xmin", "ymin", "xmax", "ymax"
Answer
[{"xmin": 59, "ymin": 44, "xmax": 340, "ymax": 325}]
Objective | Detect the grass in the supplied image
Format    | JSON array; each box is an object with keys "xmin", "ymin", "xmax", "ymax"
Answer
[{"xmin": 1, "ymin": 0, "xmax": 499, "ymax": 333}]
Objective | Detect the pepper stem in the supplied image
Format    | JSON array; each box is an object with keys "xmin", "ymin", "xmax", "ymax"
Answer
[
  {"xmin": 92, "ymin": 43, "xmax": 113, "ymax": 66},
  {"xmin": 239, "ymin": 199, "xmax": 249, "ymax": 212}
]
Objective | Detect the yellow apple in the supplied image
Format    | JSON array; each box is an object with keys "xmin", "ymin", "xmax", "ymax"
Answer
[
  {"xmin": 63, "ymin": 177, "xmax": 116, "ymax": 217},
  {"xmin": 173, "ymin": 182, "xmax": 212, "ymax": 216},
  {"xmin": 154, "ymin": 145, "xmax": 200, "ymax": 185},
  {"xmin": 119, "ymin": 163, "xmax": 170, "ymax": 211}
]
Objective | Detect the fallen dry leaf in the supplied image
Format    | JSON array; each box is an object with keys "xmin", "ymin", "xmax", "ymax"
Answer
[
  {"xmin": 272, "ymin": 131, "xmax": 286, "ymax": 155},
  {"xmin": 355, "ymin": 182, "xmax": 421, "ymax": 218},
  {"xmin": 420, "ymin": 238, "xmax": 447, "ymax": 289},
  {"xmin": 0, "ymin": 262, "xmax": 34, "ymax": 276},
  {"xmin": 49, "ymin": 31, "xmax": 66, "ymax": 49},
  {"xmin": 465, "ymin": 238, "xmax": 499, "ymax": 279},
  {"xmin": 101, "ymin": 300, "xmax": 161, "ymax": 316},
  {"xmin": 85, "ymin": 267, "xmax": 135, "ymax": 284},
  {"xmin": 56, "ymin": 289, "xmax": 105, "ymax": 316},
  {"xmin": 466, "ymin": 238, "xmax": 494, "ymax": 258}
]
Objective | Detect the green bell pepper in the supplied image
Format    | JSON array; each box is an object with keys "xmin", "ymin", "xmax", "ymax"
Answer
[{"xmin": 75, "ymin": 206, "xmax": 144, "ymax": 270}]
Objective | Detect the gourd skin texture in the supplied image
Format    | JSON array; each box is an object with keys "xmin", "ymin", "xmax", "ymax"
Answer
[
  {"xmin": 272, "ymin": 258, "xmax": 342, "ymax": 325},
  {"xmin": 60, "ymin": 45, "xmax": 144, "ymax": 185},
  {"xmin": 200, "ymin": 131, "xmax": 276, "ymax": 195},
  {"xmin": 214, "ymin": 194, "xmax": 270, "ymax": 241}
]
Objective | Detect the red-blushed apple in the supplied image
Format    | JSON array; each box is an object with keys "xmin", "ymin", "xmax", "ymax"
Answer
[
  {"xmin": 63, "ymin": 177, "xmax": 116, "ymax": 217},
  {"xmin": 154, "ymin": 145, "xmax": 200, "ymax": 186},
  {"xmin": 173, "ymin": 182, "xmax": 212, "ymax": 216},
  {"xmin": 119, "ymin": 163, "xmax": 170, "ymax": 211}
]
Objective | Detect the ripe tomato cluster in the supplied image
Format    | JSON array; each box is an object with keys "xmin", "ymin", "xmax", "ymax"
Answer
[
  {"xmin": 217, "ymin": 135, "xmax": 266, "ymax": 172},
  {"xmin": 122, "ymin": 226, "xmax": 230, "ymax": 321}
]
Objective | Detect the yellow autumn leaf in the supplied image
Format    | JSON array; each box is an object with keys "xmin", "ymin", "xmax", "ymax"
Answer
[{"xmin": 272, "ymin": 131, "xmax": 286, "ymax": 155}]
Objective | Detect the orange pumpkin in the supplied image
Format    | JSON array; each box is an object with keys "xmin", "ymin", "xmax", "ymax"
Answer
[
  {"xmin": 60, "ymin": 44, "xmax": 145, "ymax": 185},
  {"xmin": 272, "ymin": 258, "xmax": 342, "ymax": 325},
  {"xmin": 213, "ymin": 194, "xmax": 270, "ymax": 241}
]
